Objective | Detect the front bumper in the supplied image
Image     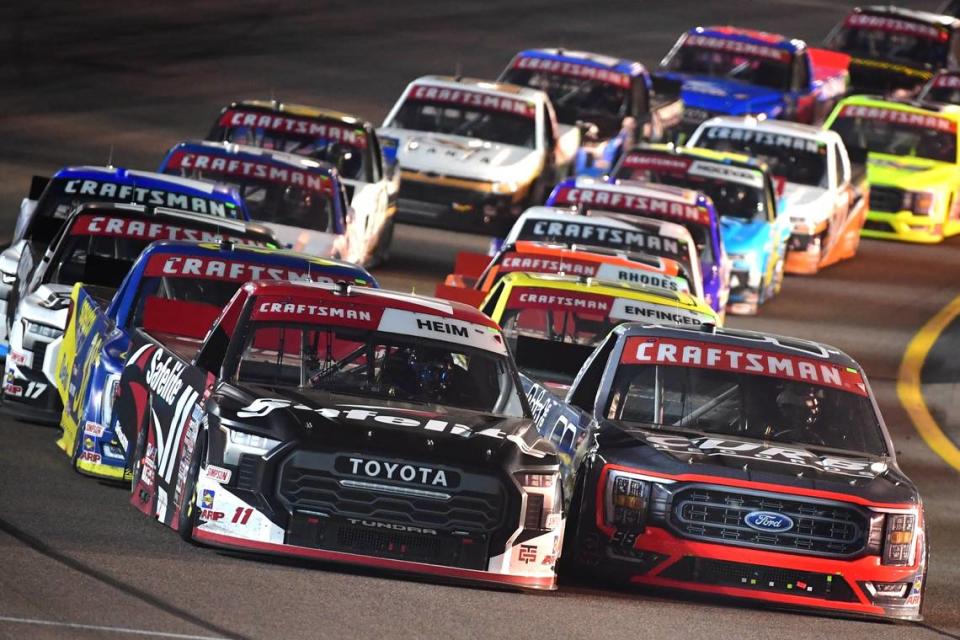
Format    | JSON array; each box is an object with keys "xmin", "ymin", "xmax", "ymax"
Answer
[
  {"xmin": 785, "ymin": 232, "xmax": 823, "ymax": 275},
  {"xmin": 726, "ymin": 268, "xmax": 760, "ymax": 316},
  {"xmin": 2, "ymin": 336, "xmax": 61, "ymax": 425},
  {"xmin": 396, "ymin": 172, "xmax": 526, "ymax": 236},
  {"xmin": 861, "ymin": 211, "xmax": 944, "ymax": 244},
  {"xmin": 574, "ymin": 464, "xmax": 925, "ymax": 620}
]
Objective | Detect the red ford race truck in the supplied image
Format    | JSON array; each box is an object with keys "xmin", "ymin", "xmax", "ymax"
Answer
[{"xmin": 533, "ymin": 323, "xmax": 926, "ymax": 620}]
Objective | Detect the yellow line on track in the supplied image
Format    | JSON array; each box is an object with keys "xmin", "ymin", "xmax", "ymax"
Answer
[{"xmin": 897, "ymin": 295, "xmax": 960, "ymax": 473}]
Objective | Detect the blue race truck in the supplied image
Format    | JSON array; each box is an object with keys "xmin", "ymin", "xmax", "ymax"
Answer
[{"xmin": 53, "ymin": 240, "xmax": 377, "ymax": 480}]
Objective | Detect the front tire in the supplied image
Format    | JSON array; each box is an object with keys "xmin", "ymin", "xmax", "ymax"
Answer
[{"xmin": 177, "ymin": 432, "xmax": 206, "ymax": 543}]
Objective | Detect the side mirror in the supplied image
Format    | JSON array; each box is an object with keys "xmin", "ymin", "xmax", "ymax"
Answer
[
  {"xmin": 576, "ymin": 120, "xmax": 600, "ymax": 142},
  {"xmin": 28, "ymin": 175, "xmax": 50, "ymax": 200}
]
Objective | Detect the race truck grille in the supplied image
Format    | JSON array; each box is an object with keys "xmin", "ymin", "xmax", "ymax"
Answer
[
  {"xmin": 862, "ymin": 219, "xmax": 896, "ymax": 233},
  {"xmin": 666, "ymin": 486, "xmax": 869, "ymax": 558},
  {"xmin": 399, "ymin": 177, "xmax": 492, "ymax": 208},
  {"xmin": 276, "ymin": 450, "xmax": 508, "ymax": 534},
  {"xmin": 659, "ymin": 557, "xmax": 858, "ymax": 602},
  {"xmin": 869, "ymin": 187, "xmax": 904, "ymax": 213}
]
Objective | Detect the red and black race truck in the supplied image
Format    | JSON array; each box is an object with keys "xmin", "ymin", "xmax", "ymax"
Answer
[
  {"xmin": 530, "ymin": 322, "xmax": 926, "ymax": 619},
  {"xmin": 114, "ymin": 280, "xmax": 565, "ymax": 589}
]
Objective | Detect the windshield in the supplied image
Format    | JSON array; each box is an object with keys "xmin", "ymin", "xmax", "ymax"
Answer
[
  {"xmin": 235, "ymin": 323, "xmax": 526, "ymax": 417},
  {"xmin": 191, "ymin": 176, "xmax": 337, "ymax": 232},
  {"xmin": 615, "ymin": 162, "xmax": 767, "ymax": 222},
  {"xmin": 500, "ymin": 304, "xmax": 616, "ymax": 384},
  {"xmin": 826, "ymin": 17, "xmax": 949, "ymax": 69},
  {"xmin": 215, "ymin": 121, "xmax": 372, "ymax": 182},
  {"xmin": 606, "ymin": 363, "xmax": 887, "ymax": 456},
  {"xmin": 388, "ymin": 92, "xmax": 536, "ymax": 148},
  {"xmin": 501, "ymin": 67, "xmax": 626, "ymax": 136},
  {"xmin": 829, "ymin": 108, "xmax": 957, "ymax": 163},
  {"xmin": 694, "ymin": 127, "xmax": 828, "ymax": 187},
  {"xmin": 922, "ymin": 82, "xmax": 960, "ymax": 104},
  {"xmin": 46, "ymin": 234, "xmax": 153, "ymax": 289},
  {"xmin": 664, "ymin": 37, "xmax": 793, "ymax": 91},
  {"xmin": 26, "ymin": 178, "xmax": 239, "ymax": 246}
]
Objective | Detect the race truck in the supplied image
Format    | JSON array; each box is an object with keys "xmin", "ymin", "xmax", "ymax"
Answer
[
  {"xmin": 437, "ymin": 209, "xmax": 696, "ymax": 308},
  {"xmin": 207, "ymin": 100, "xmax": 398, "ymax": 265},
  {"xmin": 159, "ymin": 141, "xmax": 368, "ymax": 263},
  {"xmin": 377, "ymin": 76, "xmax": 580, "ymax": 235},
  {"xmin": 688, "ymin": 116, "xmax": 869, "ymax": 274},
  {"xmin": 544, "ymin": 177, "xmax": 729, "ymax": 313},
  {"xmin": 479, "ymin": 271, "xmax": 717, "ymax": 391},
  {"xmin": 825, "ymin": 6, "xmax": 960, "ymax": 96},
  {"xmin": 498, "ymin": 49, "xmax": 683, "ymax": 176},
  {"xmin": 917, "ymin": 69, "xmax": 960, "ymax": 104},
  {"xmin": 116, "ymin": 280, "xmax": 564, "ymax": 589},
  {"xmin": 53, "ymin": 241, "xmax": 377, "ymax": 480},
  {"xmin": 2, "ymin": 203, "xmax": 276, "ymax": 424},
  {"xmin": 0, "ymin": 166, "xmax": 247, "ymax": 357},
  {"xmin": 824, "ymin": 95, "xmax": 960, "ymax": 243},
  {"xmin": 535, "ymin": 323, "xmax": 926, "ymax": 620},
  {"xmin": 612, "ymin": 145, "xmax": 791, "ymax": 315},
  {"xmin": 657, "ymin": 26, "xmax": 849, "ymax": 138}
]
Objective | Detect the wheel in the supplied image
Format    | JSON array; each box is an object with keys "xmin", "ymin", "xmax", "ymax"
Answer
[
  {"xmin": 559, "ymin": 464, "xmax": 597, "ymax": 579},
  {"xmin": 177, "ymin": 431, "xmax": 206, "ymax": 543}
]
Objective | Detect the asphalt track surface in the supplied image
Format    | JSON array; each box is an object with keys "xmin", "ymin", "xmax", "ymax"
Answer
[{"xmin": 1, "ymin": 1, "xmax": 960, "ymax": 638}]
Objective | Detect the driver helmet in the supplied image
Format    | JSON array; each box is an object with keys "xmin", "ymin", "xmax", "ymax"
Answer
[
  {"xmin": 776, "ymin": 383, "xmax": 823, "ymax": 427},
  {"xmin": 381, "ymin": 346, "xmax": 454, "ymax": 397}
]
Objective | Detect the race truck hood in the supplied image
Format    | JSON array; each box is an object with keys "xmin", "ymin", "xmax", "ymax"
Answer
[
  {"xmin": 378, "ymin": 127, "xmax": 543, "ymax": 185},
  {"xmin": 866, "ymin": 153, "xmax": 957, "ymax": 192},
  {"xmin": 18, "ymin": 284, "xmax": 73, "ymax": 330},
  {"xmin": 597, "ymin": 423, "xmax": 918, "ymax": 504},
  {"xmin": 216, "ymin": 385, "xmax": 554, "ymax": 466},
  {"xmin": 671, "ymin": 74, "xmax": 785, "ymax": 117},
  {"xmin": 258, "ymin": 223, "xmax": 341, "ymax": 259},
  {"xmin": 780, "ymin": 183, "xmax": 832, "ymax": 228},
  {"xmin": 718, "ymin": 217, "xmax": 769, "ymax": 258}
]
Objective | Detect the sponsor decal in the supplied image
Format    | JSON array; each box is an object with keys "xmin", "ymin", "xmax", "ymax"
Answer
[
  {"xmin": 201, "ymin": 489, "xmax": 216, "ymax": 510},
  {"xmin": 236, "ymin": 399, "xmax": 507, "ymax": 440},
  {"xmin": 83, "ymin": 437, "xmax": 95, "ymax": 450},
  {"xmin": 507, "ymin": 288, "xmax": 613, "ymax": 314},
  {"xmin": 518, "ymin": 544, "xmax": 538, "ymax": 563},
  {"xmin": 609, "ymin": 298, "xmax": 708, "ymax": 326},
  {"xmin": 200, "ymin": 509, "xmax": 225, "ymax": 521},
  {"xmin": 501, "ymin": 252, "xmax": 600, "ymax": 277},
  {"xmin": 378, "ymin": 309, "xmax": 506, "ymax": 355},
  {"xmin": 78, "ymin": 451, "xmax": 102, "ymax": 464},
  {"xmin": 77, "ymin": 299, "xmax": 98, "ymax": 339},
  {"xmin": 838, "ymin": 105, "xmax": 956, "ymax": 133},
  {"xmin": 9, "ymin": 351, "xmax": 31, "ymax": 367},
  {"xmin": 621, "ymin": 336, "xmax": 868, "ymax": 395},
  {"xmin": 844, "ymin": 14, "xmax": 946, "ymax": 41},
  {"xmin": 594, "ymin": 263, "xmax": 687, "ymax": 293},
  {"xmin": 743, "ymin": 510, "xmax": 795, "ymax": 532},
  {"xmin": 688, "ymin": 160, "xmax": 765, "ymax": 189},
  {"xmin": 684, "ymin": 33, "xmax": 791, "ymax": 62},
  {"xmin": 70, "ymin": 214, "xmax": 269, "ymax": 247},
  {"xmin": 339, "ymin": 456, "xmax": 455, "ymax": 488},
  {"xmin": 408, "ymin": 84, "xmax": 536, "ymax": 118},
  {"xmin": 550, "ymin": 185, "xmax": 709, "ymax": 226},
  {"xmin": 513, "ymin": 56, "xmax": 631, "ymax": 88},
  {"xmin": 84, "ymin": 421, "xmax": 105, "ymax": 437},
  {"xmin": 3, "ymin": 383, "xmax": 22, "ymax": 397},
  {"xmin": 165, "ymin": 151, "xmax": 334, "ymax": 194},
  {"xmin": 932, "ymin": 73, "xmax": 960, "ymax": 89},
  {"xmin": 641, "ymin": 431, "xmax": 878, "ymax": 477},
  {"xmin": 144, "ymin": 254, "xmax": 334, "ymax": 284},
  {"xmin": 204, "ymin": 465, "xmax": 232, "ymax": 484},
  {"xmin": 702, "ymin": 126, "xmax": 824, "ymax": 154},
  {"xmin": 346, "ymin": 518, "xmax": 437, "ymax": 535},
  {"xmin": 251, "ymin": 297, "xmax": 380, "ymax": 326},
  {"xmin": 62, "ymin": 179, "xmax": 229, "ymax": 217},
  {"xmin": 219, "ymin": 110, "xmax": 368, "ymax": 148},
  {"xmin": 145, "ymin": 351, "xmax": 185, "ymax": 405},
  {"xmin": 621, "ymin": 153, "xmax": 692, "ymax": 173},
  {"xmin": 522, "ymin": 219, "xmax": 691, "ymax": 256}
]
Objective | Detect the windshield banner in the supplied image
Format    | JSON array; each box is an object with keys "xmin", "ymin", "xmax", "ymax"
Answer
[
  {"xmin": 513, "ymin": 56, "xmax": 631, "ymax": 88},
  {"xmin": 519, "ymin": 218, "xmax": 692, "ymax": 257},
  {"xmin": 838, "ymin": 105, "xmax": 956, "ymax": 133},
  {"xmin": 218, "ymin": 110, "xmax": 368, "ymax": 148},
  {"xmin": 165, "ymin": 151, "xmax": 335, "ymax": 194},
  {"xmin": 620, "ymin": 336, "xmax": 868, "ymax": 396},
  {"xmin": 550, "ymin": 185, "xmax": 710, "ymax": 225},
  {"xmin": 143, "ymin": 254, "xmax": 333, "ymax": 284},
  {"xmin": 70, "ymin": 214, "xmax": 268, "ymax": 246},
  {"xmin": 683, "ymin": 34, "xmax": 791, "ymax": 62},
  {"xmin": 407, "ymin": 84, "xmax": 536, "ymax": 118},
  {"xmin": 844, "ymin": 14, "xmax": 945, "ymax": 40}
]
